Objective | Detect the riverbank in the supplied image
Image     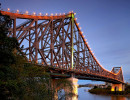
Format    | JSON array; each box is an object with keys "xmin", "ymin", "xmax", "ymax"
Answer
[
  {"xmin": 88, "ymin": 86, "xmax": 130, "ymax": 98},
  {"xmin": 78, "ymin": 87, "xmax": 130, "ymax": 100}
]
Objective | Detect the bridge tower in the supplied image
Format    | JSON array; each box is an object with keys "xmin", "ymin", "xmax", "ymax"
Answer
[{"xmin": 111, "ymin": 67, "xmax": 125, "ymax": 91}]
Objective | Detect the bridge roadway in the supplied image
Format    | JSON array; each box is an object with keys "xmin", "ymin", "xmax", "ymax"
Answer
[{"xmin": 36, "ymin": 64, "xmax": 123, "ymax": 84}]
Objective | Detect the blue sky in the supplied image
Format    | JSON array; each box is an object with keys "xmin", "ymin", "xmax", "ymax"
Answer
[{"xmin": 1, "ymin": 0, "xmax": 130, "ymax": 84}]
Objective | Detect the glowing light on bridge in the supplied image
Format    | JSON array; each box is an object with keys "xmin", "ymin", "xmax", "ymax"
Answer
[
  {"xmin": 33, "ymin": 12, "xmax": 36, "ymax": 15},
  {"xmin": 111, "ymin": 88, "xmax": 114, "ymax": 91},
  {"xmin": 7, "ymin": 8, "xmax": 10, "ymax": 11},
  {"xmin": 55, "ymin": 13, "xmax": 58, "ymax": 16},
  {"xmin": 16, "ymin": 10, "xmax": 19, "ymax": 13},
  {"xmin": 39, "ymin": 13, "xmax": 42, "ymax": 16},
  {"xmin": 51, "ymin": 13, "xmax": 53, "ymax": 16},
  {"xmin": 45, "ymin": 13, "xmax": 48, "ymax": 16},
  {"xmin": 25, "ymin": 11, "xmax": 29, "ymax": 14},
  {"xmin": 74, "ymin": 18, "xmax": 77, "ymax": 20}
]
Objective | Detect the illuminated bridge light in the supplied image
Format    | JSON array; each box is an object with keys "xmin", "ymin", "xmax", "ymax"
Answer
[
  {"xmin": 16, "ymin": 10, "xmax": 19, "ymax": 13},
  {"xmin": 75, "ymin": 18, "xmax": 77, "ymax": 20},
  {"xmin": 25, "ymin": 11, "xmax": 29, "ymax": 14},
  {"xmin": 39, "ymin": 13, "xmax": 42, "ymax": 16},
  {"xmin": 51, "ymin": 13, "xmax": 53, "ymax": 16},
  {"xmin": 55, "ymin": 13, "xmax": 57, "ymax": 16},
  {"xmin": 33, "ymin": 12, "xmax": 36, "ymax": 15},
  {"xmin": 80, "ymin": 27, "xmax": 82, "ymax": 30},
  {"xmin": 45, "ymin": 13, "xmax": 48, "ymax": 16},
  {"xmin": 74, "ymin": 13, "xmax": 76, "ymax": 15},
  {"xmin": 77, "ymin": 23, "xmax": 79, "ymax": 25},
  {"xmin": 7, "ymin": 8, "xmax": 10, "ymax": 11}
]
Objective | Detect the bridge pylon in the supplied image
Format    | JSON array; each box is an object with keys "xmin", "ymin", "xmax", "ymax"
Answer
[{"xmin": 111, "ymin": 67, "xmax": 125, "ymax": 91}]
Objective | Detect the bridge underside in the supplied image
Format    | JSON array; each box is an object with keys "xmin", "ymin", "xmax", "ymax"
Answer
[{"xmin": 47, "ymin": 66, "xmax": 122, "ymax": 84}]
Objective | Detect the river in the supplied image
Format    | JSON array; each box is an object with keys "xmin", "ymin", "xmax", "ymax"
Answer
[{"xmin": 78, "ymin": 87, "xmax": 130, "ymax": 100}]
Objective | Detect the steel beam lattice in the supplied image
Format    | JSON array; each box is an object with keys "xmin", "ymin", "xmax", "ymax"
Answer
[{"xmin": 0, "ymin": 10, "xmax": 124, "ymax": 84}]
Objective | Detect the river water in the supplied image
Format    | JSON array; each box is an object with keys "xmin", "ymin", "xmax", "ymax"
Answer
[{"xmin": 78, "ymin": 87, "xmax": 130, "ymax": 100}]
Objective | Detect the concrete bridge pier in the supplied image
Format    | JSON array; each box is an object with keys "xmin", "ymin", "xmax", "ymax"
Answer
[
  {"xmin": 111, "ymin": 83, "xmax": 125, "ymax": 91},
  {"xmin": 51, "ymin": 77, "xmax": 78, "ymax": 100},
  {"xmin": 51, "ymin": 79, "xmax": 58, "ymax": 100},
  {"xmin": 66, "ymin": 77, "xmax": 78, "ymax": 100}
]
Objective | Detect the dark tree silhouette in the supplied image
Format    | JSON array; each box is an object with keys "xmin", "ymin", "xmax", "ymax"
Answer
[{"xmin": 0, "ymin": 12, "xmax": 19, "ymax": 65}]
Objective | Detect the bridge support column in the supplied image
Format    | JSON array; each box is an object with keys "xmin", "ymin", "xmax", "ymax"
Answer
[
  {"xmin": 51, "ymin": 79, "xmax": 58, "ymax": 100},
  {"xmin": 66, "ymin": 77, "xmax": 78, "ymax": 100},
  {"xmin": 111, "ymin": 83, "xmax": 125, "ymax": 91},
  {"xmin": 51, "ymin": 78, "xmax": 78, "ymax": 100}
]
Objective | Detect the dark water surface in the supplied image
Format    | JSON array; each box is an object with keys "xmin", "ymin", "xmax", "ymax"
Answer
[{"xmin": 78, "ymin": 87, "xmax": 130, "ymax": 100}]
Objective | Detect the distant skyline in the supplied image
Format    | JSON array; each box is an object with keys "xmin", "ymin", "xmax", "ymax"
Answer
[{"xmin": 1, "ymin": 0, "xmax": 130, "ymax": 84}]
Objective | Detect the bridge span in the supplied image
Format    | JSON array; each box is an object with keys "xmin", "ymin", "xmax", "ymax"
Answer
[{"xmin": 0, "ymin": 9, "xmax": 125, "ymax": 99}]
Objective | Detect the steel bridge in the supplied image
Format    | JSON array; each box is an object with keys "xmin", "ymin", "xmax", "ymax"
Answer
[{"xmin": 0, "ymin": 10, "xmax": 124, "ymax": 85}]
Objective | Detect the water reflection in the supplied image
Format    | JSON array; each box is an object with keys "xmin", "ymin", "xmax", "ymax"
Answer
[
  {"xmin": 111, "ymin": 96, "xmax": 127, "ymax": 100},
  {"xmin": 78, "ymin": 87, "xmax": 129, "ymax": 100}
]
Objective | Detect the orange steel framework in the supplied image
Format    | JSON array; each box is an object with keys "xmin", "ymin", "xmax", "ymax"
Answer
[{"xmin": 0, "ymin": 10, "xmax": 124, "ymax": 84}]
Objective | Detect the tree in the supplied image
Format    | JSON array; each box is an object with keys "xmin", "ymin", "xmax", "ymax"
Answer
[
  {"xmin": 0, "ymin": 12, "xmax": 19, "ymax": 65},
  {"xmin": 0, "ymin": 12, "xmax": 20, "ymax": 99}
]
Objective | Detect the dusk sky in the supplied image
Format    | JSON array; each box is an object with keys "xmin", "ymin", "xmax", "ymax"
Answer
[{"xmin": 1, "ymin": 0, "xmax": 130, "ymax": 84}]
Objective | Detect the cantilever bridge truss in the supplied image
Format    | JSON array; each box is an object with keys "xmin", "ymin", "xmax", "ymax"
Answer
[{"xmin": 0, "ymin": 10, "xmax": 124, "ymax": 84}]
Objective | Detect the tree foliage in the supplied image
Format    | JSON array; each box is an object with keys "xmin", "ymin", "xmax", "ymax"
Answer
[{"xmin": 0, "ymin": 12, "xmax": 19, "ymax": 65}]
